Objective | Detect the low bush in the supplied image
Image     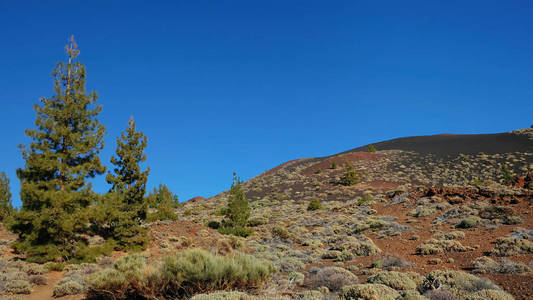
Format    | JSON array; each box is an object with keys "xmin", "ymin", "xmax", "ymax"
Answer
[
  {"xmin": 53, "ymin": 280, "xmax": 87, "ymax": 297},
  {"xmin": 417, "ymin": 238, "xmax": 473, "ymax": 255},
  {"xmin": 371, "ymin": 255, "xmax": 413, "ymax": 270},
  {"xmin": 86, "ymin": 249, "xmax": 275, "ymax": 299},
  {"xmin": 29, "ymin": 274, "xmax": 47, "ymax": 285},
  {"xmin": 421, "ymin": 270, "xmax": 505, "ymax": 298},
  {"xmin": 5, "ymin": 280, "xmax": 32, "ymax": 294},
  {"xmin": 307, "ymin": 198, "xmax": 322, "ymax": 211},
  {"xmin": 490, "ymin": 237, "xmax": 533, "ymax": 256},
  {"xmin": 207, "ymin": 221, "xmax": 221, "ymax": 229},
  {"xmin": 272, "ymin": 226, "xmax": 291, "ymax": 239},
  {"xmin": 339, "ymin": 283, "xmax": 400, "ymax": 300},
  {"xmin": 456, "ymin": 217, "xmax": 479, "ymax": 229},
  {"xmin": 190, "ymin": 291, "xmax": 256, "ymax": 300},
  {"xmin": 340, "ymin": 162, "xmax": 360, "ymax": 186},
  {"xmin": 306, "ymin": 266, "xmax": 358, "ymax": 291},
  {"xmin": 366, "ymin": 271, "xmax": 418, "ymax": 291},
  {"xmin": 44, "ymin": 262, "xmax": 65, "ymax": 272},
  {"xmin": 423, "ymin": 288, "xmax": 460, "ymax": 300},
  {"xmin": 472, "ymin": 257, "xmax": 531, "ymax": 274}
]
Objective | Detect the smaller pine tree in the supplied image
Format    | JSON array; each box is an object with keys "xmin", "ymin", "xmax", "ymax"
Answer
[
  {"xmin": 502, "ymin": 165, "xmax": 513, "ymax": 184},
  {"xmin": 225, "ymin": 173, "xmax": 250, "ymax": 228},
  {"xmin": 340, "ymin": 161, "xmax": 360, "ymax": 186},
  {"xmin": 146, "ymin": 184, "xmax": 178, "ymax": 221},
  {"xmin": 0, "ymin": 172, "xmax": 14, "ymax": 222}
]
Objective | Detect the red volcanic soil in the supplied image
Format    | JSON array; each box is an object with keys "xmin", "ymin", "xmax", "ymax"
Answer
[{"xmin": 186, "ymin": 196, "xmax": 207, "ymax": 203}]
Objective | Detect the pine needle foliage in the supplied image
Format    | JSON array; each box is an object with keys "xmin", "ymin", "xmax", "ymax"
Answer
[
  {"xmin": 0, "ymin": 172, "xmax": 14, "ymax": 222},
  {"xmin": 11, "ymin": 36, "xmax": 106, "ymax": 262},
  {"xmin": 225, "ymin": 173, "xmax": 250, "ymax": 228},
  {"xmin": 146, "ymin": 184, "xmax": 178, "ymax": 221},
  {"xmin": 106, "ymin": 116, "xmax": 150, "ymax": 215},
  {"xmin": 340, "ymin": 161, "xmax": 360, "ymax": 186},
  {"xmin": 98, "ymin": 117, "xmax": 150, "ymax": 249}
]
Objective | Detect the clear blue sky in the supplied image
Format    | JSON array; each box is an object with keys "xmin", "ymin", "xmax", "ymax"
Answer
[{"xmin": 1, "ymin": 1, "xmax": 532, "ymax": 207}]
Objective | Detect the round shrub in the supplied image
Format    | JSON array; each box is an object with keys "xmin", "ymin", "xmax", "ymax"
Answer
[
  {"xmin": 340, "ymin": 283, "xmax": 400, "ymax": 300},
  {"xmin": 5, "ymin": 280, "xmax": 32, "ymax": 294},
  {"xmin": 307, "ymin": 198, "xmax": 323, "ymax": 211},
  {"xmin": 53, "ymin": 280, "xmax": 87, "ymax": 297},
  {"xmin": 367, "ymin": 271, "xmax": 418, "ymax": 291},
  {"xmin": 306, "ymin": 266, "xmax": 358, "ymax": 291}
]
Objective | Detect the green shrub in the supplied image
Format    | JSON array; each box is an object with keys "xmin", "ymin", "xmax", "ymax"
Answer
[
  {"xmin": 340, "ymin": 283, "xmax": 400, "ymax": 300},
  {"xmin": 457, "ymin": 217, "xmax": 479, "ymax": 228},
  {"xmin": 53, "ymin": 279, "xmax": 87, "ymax": 297},
  {"xmin": 288, "ymin": 271, "xmax": 305, "ymax": 286},
  {"xmin": 190, "ymin": 291, "xmax": 256, "ymax": 300},
  {"xmin": 367, "ymin": 271, "xmax": 418, "ymax": 291},
  {"xmin": 490, "ymin": 237, "xmax": 533, "ymax": 256},
  {"xmin": 367, "ymin": 145, "xmax": 377, "ymax": 153},
  {"xmin": 218, "ymin": 227, "xmax": 253, "ymax": 237},
  {"xmin": 207, "ymin": 220, "xmax": 221, "ymax": 229},
  {"xmin": 501, "ymin": 165, "xmax": 513, "ymax": 184},
  {"xmin": 87, "ymin": 249, "xmax": 276, "ymax": 299},
  {"xmin": 417, "ymin": 238, "xmax": 473, "ymax": 255},
  {"xmin": 315, "ymin": 168, "xmax": 323, "ymax": 174},
  {"xmin": 358, "ymin": 194, "xmax": 374, "ymax": 205},
  {"xmin": 22, "ymin": 262, "xmax": 46, "ymax": 275},
  {"xmin": 45, "ymin": 262, "xmax": 65, "ymax": 272},
  {"xmin": 70, "ymin": 239, "xmax": 117, "ymax": 263},
  {"xmin": 331, "ymin": 162, "xmax": 338, "ymax": 169},
  {"xmin": 340, "ymin": 162, "xmax": 360, "ymax": 186},
  {"xmin": 161, "ymin": 249, "xmax": 275, "ymax": 296},
  {"xmin": 307, "ymin": 198, "xmax": 323, "ymax": 211},
  {"xmin": 5, "ymin": 280, "xmax": 32, "ymax": 294},
  {"xmin": 272, "ymin": 226, "xmax": 291, "ymax": 239}
]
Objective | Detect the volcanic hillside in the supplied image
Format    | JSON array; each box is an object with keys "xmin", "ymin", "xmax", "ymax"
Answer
[{"xmin": 176, "ymin": 128, "xmax": 533, "ymax": 299}]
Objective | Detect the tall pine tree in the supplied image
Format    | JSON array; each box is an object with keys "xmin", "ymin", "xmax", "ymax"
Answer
[
  {"xmin": 100, "ymin": 116, "xmax": 150, "ymax": 249},
  {"xmin": 11, "ymin": 36, "xmax": 106, "ymax": 262},
  {"xmin": 0, "ymin": 172, "xmax": 14, "ymax": 222}
]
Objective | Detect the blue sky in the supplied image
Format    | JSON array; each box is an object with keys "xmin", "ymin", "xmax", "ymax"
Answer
[{"xmin": 1, "ymin": 1, "xmax": 532, "ymax": 207}]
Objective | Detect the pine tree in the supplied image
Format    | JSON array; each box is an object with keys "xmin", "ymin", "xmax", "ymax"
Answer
[
  {"xmin": 340, "ymin": 161, "xmax": 360, "ymax": 186},
  {"xmin": 11, "ymin": 36, "xmax": 106, "ymax": 262},
  {"xmin": 0, "ymin": 172, "xmax": 14, "ymax": 222},
  {"xmin": 225, "ymin": 173, "xmax": 250, "ymax": 228},
  {"xmin": 98, "ymin": 116, "xmax": 150, "ymax": 249},
  {"xmin": 146, "ymin": 184, "xmax": 178, "ymax": 221},
  {"xmin": 106, "ymin": 116, "xmax": 150, "ymax": 219}
]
